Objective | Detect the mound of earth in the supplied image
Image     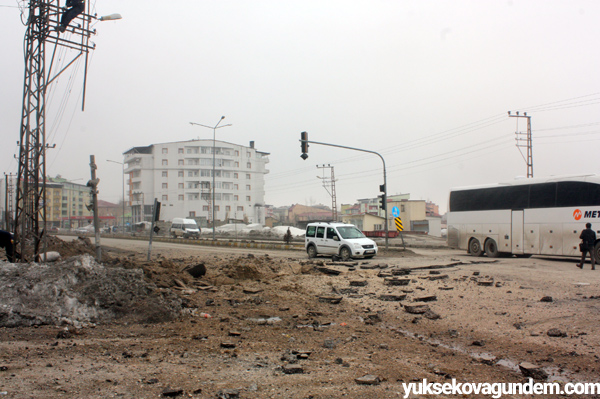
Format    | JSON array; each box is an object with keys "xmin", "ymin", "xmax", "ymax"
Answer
[{"xmin": 0, "ymin": 254, "xmax": 181, "ymax": 327}]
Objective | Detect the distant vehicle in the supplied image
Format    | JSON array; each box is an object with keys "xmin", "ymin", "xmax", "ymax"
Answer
[
  {"xmin": 447, "ymin": 174, "xmax": 600, "ymax": 259},
  {"xmin": 305, "ymin": 222, "xmax": 378, "ymax": 260},
  {"xmin": 170, "ymin": 218, "xmax": 200, "ymax": 239},
  {"xmin": 74, "ymin": 226, "xmax": 93, "ymax": 235}
]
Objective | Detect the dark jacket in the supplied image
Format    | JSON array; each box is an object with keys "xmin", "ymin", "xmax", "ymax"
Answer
[{"xmin": 580, "ymin": 228, "xmax": 596, "ymax": 251}]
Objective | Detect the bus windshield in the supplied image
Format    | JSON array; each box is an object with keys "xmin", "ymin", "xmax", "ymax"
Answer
[{"xmin": 337, "ymin": 226, "xmax": 365, "ymax": 239}]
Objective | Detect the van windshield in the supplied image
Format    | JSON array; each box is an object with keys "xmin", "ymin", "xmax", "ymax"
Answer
[
  {"xmin": 183, "ymin": 223, "xmax": 197, "ymax": 230},
  {"xmin": 336, "ymin": 226, "xmax": 365, "ymax": 239}
]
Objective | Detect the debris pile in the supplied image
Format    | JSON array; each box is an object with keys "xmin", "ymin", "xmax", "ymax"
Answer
[{"xmin": 0, "ymin": 254, "xmax": 181, "ymax": 327}]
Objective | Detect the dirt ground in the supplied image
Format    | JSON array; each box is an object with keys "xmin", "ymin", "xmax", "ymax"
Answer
[{"xmin": 0, "ymin": 236, "xmax": 599, "ymax": 398}]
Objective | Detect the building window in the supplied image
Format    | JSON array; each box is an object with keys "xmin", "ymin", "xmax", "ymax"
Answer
[
  {"xmin": 162, "ymin": 195, "xmax": 168, "ymax": 201},
  {"xmin": 215, "ymin": 206, "xmax": 220, "ymax": 211},
  {"xmin": 178, "ymin": 195, "xmax": 184, "ymax": 201},
  {"xmin": 178, "ymin": 159, "xmax": 184, "ymax": 166},
  {"xmin": 246, "ymin": 162, "xmax": 251, "ymax": 168},
  {"xmin": 234, "ymin": 195, "xmax": 239, "ymax": 201},
  {"xmin": 162, "ymin": 183, "xmax": 168, "ymax": 189},
  {"xmin": 226, "ymin": 205, "xmax": 231, "ymax": 211},
  {"xmin": 246, "ymin": 184, "xmax": 251, "ymax": 190},
  {"xmin": 178, "ymin": 171, "xmax": 184, "ymax": 177},
  {"xmin": 246, "ymin": 151, "xmax": 251, "ymax": 158},
  {"xmin": 189, "ymin": 211, "xmax": 195, "ymax": 217},
  {"xmin": 235, "ymin": 161, "xmax": 239, "ymax": 167},
  {"xmin": 178, "ymin": 183, "xmax": 184, "ymax": 189},
  {"xmin": 162, "ymin": 171, "xmax": 168, "ymax": 177},
  {"xmin": 234, "ymin": 173, "xmax": 238, "ymax": 179},
  {"xmin": 162, "ymin": 159, "xmax": 168, "ymax": 166},
  {"xmin": 237, "ymin": 206, "xmax": 244, "ymax": 211},
  {"xmin": 401, "ymin": 205, "xmax": 405, "ymax": 212},
  {"xmin": 246, "ymin": 196, "xmax": 251, "ymax": 201},
  {"xmin": 202, "ymin": 205, "xmax": 209, "ymax": 211},
  {"xmin": 235, "ymin": 150, "xmax": 239, "ymax": 156},
  {"xmin": 178, "ymin": 148, "xmax": 184, "ymax": 154},
  {"xmin": 162, "ymin": 148, "xmax": 168, "ymax": 154},
  {"xmin": 234, "ymin": 184, "xmax": 239, "ymax": 190},
  {"xmin": 246, "ymin": 174, "xmax": 251, "ymax": 179}
]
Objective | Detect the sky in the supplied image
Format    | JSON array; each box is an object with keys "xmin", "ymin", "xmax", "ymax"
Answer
[{"xmin": 2, "ymin": 0, "xmax": 600, "ymax": 215}]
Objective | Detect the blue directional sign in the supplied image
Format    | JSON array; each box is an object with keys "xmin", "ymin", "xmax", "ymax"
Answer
[{"xmin": 392, "ymin": 206, "xmax": 400, "ymax": 218}]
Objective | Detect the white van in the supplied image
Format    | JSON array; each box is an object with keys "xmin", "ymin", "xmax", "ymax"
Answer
[
  {"xmin": 170, "ymin": 218, "xmax": 200, "ymax": 239},
  {"xmin": 305, "ymin": 222, "xmax": 377, "ymax": 260}
]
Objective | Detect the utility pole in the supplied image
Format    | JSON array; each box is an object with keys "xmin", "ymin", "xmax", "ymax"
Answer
[
  {"xmin": 508, "ymin": 111, "xmax": 533, "ymax": 178},
  {"xmin": 13, "ymin": 2, "xmax": 119, "ymax": 261},
  {"xmin": 88, "ymin": 155, "xmax": 101, "ymax": 262},
  {"xmin": 316, "ymin": 164, "xmax": 338, "ymax": 221}
]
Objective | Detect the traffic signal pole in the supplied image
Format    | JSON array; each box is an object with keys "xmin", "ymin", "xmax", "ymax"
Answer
[{"xmin": 300, "ymin": 134, "xmax": 389, "ymax": 250}]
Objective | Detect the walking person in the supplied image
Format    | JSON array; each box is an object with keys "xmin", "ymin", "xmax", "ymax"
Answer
[{"xmin": 577, "ymin": 222, "xmax": 596, "ymax": 270}]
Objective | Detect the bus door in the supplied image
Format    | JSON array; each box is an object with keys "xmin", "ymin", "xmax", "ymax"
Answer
[{"xmin": 511, "ymin": 210, "xmax": 524, "ymax": 255}]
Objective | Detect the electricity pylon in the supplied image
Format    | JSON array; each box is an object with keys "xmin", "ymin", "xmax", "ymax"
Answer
[{"xmin": 14, "ymin": 1, "xmax": 118, "ymax": 261}]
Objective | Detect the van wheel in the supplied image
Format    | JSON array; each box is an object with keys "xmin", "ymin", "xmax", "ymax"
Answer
[
  {"xmin": 307, "ymin": 245, "xmax": 317, "ymax": 258},
  {"xmin": 339, "ymin": 246, "xmax": 352, "ymax": 261},
  {"xmin": 469, "ymin": 238, "xmax": 483, "ymax": 257},
  {"xmin": 484, "ymin": 239, "xmax": 500, "ymax": 258}
]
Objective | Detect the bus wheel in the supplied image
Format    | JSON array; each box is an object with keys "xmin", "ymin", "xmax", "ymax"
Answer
[
  {"xmin": 485, "ymin": 239, "xmax": 500, "ymax": 258},
  {"xmin": 469, "ymin": 238, "xmax": 483, "ymax": 257}
]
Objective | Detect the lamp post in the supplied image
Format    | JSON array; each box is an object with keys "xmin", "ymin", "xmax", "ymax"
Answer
[
  {"xmin": 107, "ymin": 160, "xmax": 126, "ymax": 232},
  {"xmin": 190, "ymin": 116, "xmax": 232, "ymax": 240}
]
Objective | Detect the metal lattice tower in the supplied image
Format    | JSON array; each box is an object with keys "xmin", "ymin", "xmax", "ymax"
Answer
[
  {"xmin": 14, "ymin": 1, "xmax": 97, "ymax": 261},
  {"xmin": 509, "ymin": 111, "xmax": 533, "ymax": 178},
  {"xmin": 317, "ymin": 164, "xmax": 338, "ymax": 221}
]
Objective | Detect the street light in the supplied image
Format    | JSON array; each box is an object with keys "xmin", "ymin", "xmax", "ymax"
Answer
[
  {"xmin": 190, "ymin": 116, "xmax": 232, "ymax": 241},
  {"xmin": 107, "ymin": 159, "xmax": 126, "ymax": 232}
]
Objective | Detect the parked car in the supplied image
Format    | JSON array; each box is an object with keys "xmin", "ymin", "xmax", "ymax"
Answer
[{"xmin": 304, "ymin": 222, "xmax": 378, "ymax": 260}]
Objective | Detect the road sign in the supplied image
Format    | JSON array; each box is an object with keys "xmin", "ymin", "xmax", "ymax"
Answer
[
  {"xmin": 395, "ymin": 217, "xmax": 403, "ymax": 232},
  {"xmin": 392, "ymin": 206, "xmax": 400, "ymax": 218}
]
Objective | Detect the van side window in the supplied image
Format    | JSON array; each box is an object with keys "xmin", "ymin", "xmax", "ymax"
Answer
[
  {"xmin": 316, "ymin": 226, "xmax": 325, "ymax": 238},
  {"xmin": 306, "ymin": 225, "xmax": 316, "ymax": 237},
  {"xmin": 326, "ymin": 227, "xmax": 337, "ymax": 239}
]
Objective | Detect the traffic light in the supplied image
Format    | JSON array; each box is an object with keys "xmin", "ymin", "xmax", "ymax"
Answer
[
  {"xmin": 154, "ymin": 201, "xmax": 161, "ymax": 221},
  {"xmin": 378, "ymin": 194, "xmax": 387, "ymax": 210},
  {"xmin": 300, "ymin": 131, "xmax": 308, "ymax": 160},
  {"xmin": 379, "ymin": 184, "xmax": 385, "ymax": 193}
]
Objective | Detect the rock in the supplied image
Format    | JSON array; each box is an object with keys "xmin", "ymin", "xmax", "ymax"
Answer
[
  {"xmin": 414, "ymin": 295, "xmax": 437, "ymax": 302},
  {"xmin": 316, "ymin": 267, "xmax": 342, "ymax": 276},
  {"xmin": 518, "ymin": 362, "xmax": 548, "ymax": 380},
  {"xmin": 378, "ymin": 294, "xmax": 407, "ymax": 302},
  {"xmin": 243, "ymin": 287, "xmax": 263, "ymax": 294},
  {"xmin": 404, "ymin": 304, "xmax": 430, "ymax": 314},
  {"xmin": 424, "ymin": 310, "xmax": 441, "ymax": 320},
  {"xmin": 339, "ymin": 288, "xmax": 359, "ymax": 294},
  {"xmin": 547, "ymin": 328, "xmax": 567, "ymax": 337},
  {"xmin": 478, "ymin": 280, "xmax": 494, "ymax": 286},
  {"xmin": 355, "ymin": 374, "xmax": 381, "ymax": 385},
  {"xmin": 184, "ymin": 263, "xmax": 206, "ymax": 278},
  {"xmin": 220, "ymin": 342, "xmax": 236, "ymax": 349},
  {"xmin": 282, "ymin": 364, "xmax": 304, "ymax": 374},
  {"xmin": 216, "ymin": 389, "xmax": 240, "ymax": 399},
  {"xmin": 349, "ymin": 280, "xmax": 368, "ymax": 287},
  {"xmin": 391, "ymin": 268, "xmax": 411, "ymax": 276},
  {"xmin": 318, "ymin": 295, "xmax": 343, "ymax": 304},
  {"xmin": 323, "ymin": 339, "xmax": 337, "ymax": 349},
  {"xmin": 540, "ymin": 296, "xmax": 553, "ymax": 302},
  {"xmin": 428, "ymin": 274, "xmax": 449, "ymax": 281},
  {"xmin": 384, "ymin": 278, "xmax": 411, "ymax": 286},
  {"xmin": 471, "ymin": 340, "xmax": 485, "ymax": 346},
  {"xmin": 448, "ymin": 329, "xmax": 459, "ymax": 338},
  {"xmin": 161, "ymin": 388, "xmax": 184, "ymax": 397},
  {"xmin": 479, "ymin": 354, "xmax": 497, "ymax": 365}
]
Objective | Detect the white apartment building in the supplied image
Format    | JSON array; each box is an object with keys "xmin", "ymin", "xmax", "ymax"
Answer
[{"xmin": 124, "ymin": 139, "xmax": 269, "ymax": 225}]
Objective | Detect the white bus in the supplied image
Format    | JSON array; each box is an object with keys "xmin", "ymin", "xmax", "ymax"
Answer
[{"xmin": 447, "ymin": 174, "xmax": 600, "ymax": 259}]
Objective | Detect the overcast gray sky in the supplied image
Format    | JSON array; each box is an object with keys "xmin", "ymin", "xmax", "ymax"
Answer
[{"xmin": 2, "ymin": 0, "xmax": 600, "ymax": 214}]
